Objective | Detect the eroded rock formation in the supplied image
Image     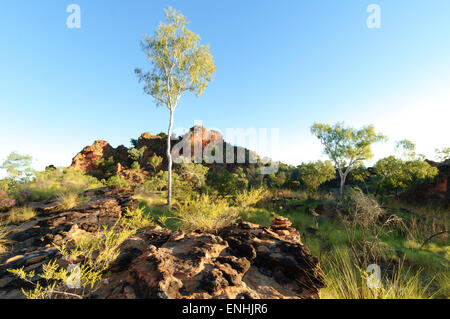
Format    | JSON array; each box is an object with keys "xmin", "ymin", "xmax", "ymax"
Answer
[{"xmin": 0, "ymin": 189, "xmax": 325, "ymax": 299}]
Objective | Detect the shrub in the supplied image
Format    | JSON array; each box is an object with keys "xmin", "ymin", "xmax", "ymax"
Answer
[
  {"xmin": 105, "ymin": 175, "xmax": 129, "ymax": 189},
  {"xmin": 7, "ymin": 207, "xmax": 36, "ymax": 224},
  {"xmin": 176, "ymin": 195, "xmax": 238, "ymax": 232},
  {"xmin": 130, "ymin": 161, "xmax": 141, "ymax": 171},
  {"xmin": 0, "ymin": 190, "xmax": 15, "ymax": 210},
  {"xmin": 122, "ymin": 207, "xmax": 153, "ymax": 230},
  {"xmin": 24, "ymin": 168, "xmax": 102, "ymax": 201},
  {"xmin": 234, "ymin": 187, "xmax": 269, "ymax": 208},
  {"xmin": 207, "ymin": 168, "xmax": 248, "ymax": 195},
  {"xmin": 298, "ymin": 160, "xmax": 336, "ymax": 194},
  {"xmin": 177, "ymin": 161, "xmax": 209, "ymax": 189},
  {"xmin": 148, "ymin": 154, "xmax": 163, "ymax": 173},
  {"xmin": 57, "ymin": 192, "xmax": 84, "ymax": 211}
]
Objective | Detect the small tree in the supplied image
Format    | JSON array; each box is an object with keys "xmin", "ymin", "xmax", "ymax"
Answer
[
  {"xmin": 298, "ymin": 160, "xmax": 336, "ymax": 194},
  {"xmin": 148, "ymin": 154, "xmax": 163, "ymax": 173},
  {"xmin": 128, "ymin": 146, "xmax": 147, "ymax": 169},
  {"xmin": 135, "ymin": 7, "xmax": 216, "ymax": 206},
  {"xmin": 435, "ymin": 147, "xmax": 450, "ymax": 162},
  {"xmin": 0, "ymin": 152, "xmax": 34, "ymax": 183},
  {"xmin": 311, "ymin": 122, "xmax": 386, "ymax": 201}
]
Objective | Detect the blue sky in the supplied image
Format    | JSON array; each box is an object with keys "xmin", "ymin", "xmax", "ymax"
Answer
[{"xmin": 1, "ymin": 0, "xmax": 449, "ymax": 175}]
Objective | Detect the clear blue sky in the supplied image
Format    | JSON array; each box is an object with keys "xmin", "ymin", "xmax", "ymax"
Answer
[{"xmin": 1, "ymin": 0, "xmax": 449, "ymax": 175}]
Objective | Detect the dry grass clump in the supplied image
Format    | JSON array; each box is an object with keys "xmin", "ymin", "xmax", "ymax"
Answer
[
  {"xmin": 176, "ymin": 194, "xmax": 239, "ymax": 233},
  {"xmin": 7, "ymin": 207, "xmax": 36, "ymax": 224},
  {"xmin": 0, "ymin": 223, "xmax": 11, "ymax": 255},
  {"xmin": 57, "ymin": 192, "xmax": 85, "ymax": 211}
]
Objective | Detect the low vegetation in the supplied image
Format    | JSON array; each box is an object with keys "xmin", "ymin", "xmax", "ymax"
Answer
[{"xmin": 1, "ymin": 120, "xmax": 448, "ymax": 299}]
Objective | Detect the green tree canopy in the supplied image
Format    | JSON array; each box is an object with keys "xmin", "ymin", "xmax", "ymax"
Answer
[
  {"xmin": 298, "ymin": 160, "xmax": 336, "ymax": 194},
  {"xmin": 135, "ymin": 7, "xmax": 216, "ymax": 206},
  {"xmin": 374, "ymin": 141, "xmax": 439, "ymax": 196},
  {"xmin": 435, "ymin": 147, "xmax": 450, "ymax": 162},
  {"xmin": 0, "ymin": 152, "xmax": 34, "ymax": 182},
  {"xmin": 311, "ymin": 122, "xmax": 386, "ymax": 201}
]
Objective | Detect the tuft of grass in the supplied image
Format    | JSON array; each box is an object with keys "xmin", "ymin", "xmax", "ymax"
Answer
[
  {"xmin": 0, "ymin": 223, "xmax": 11, "ymax": 255},
  {"xmin": 24, "ymin": 168, "xmax": 102, "ymax": 202},
  {"xmin": 7, "ymin": 206, "xmax": 36, "ymax": 224},
  {"xmin": 320, "ymin": 248, "xmax": 435, "ymax": 299},
  {"xmin": 57, "ymin": 192, "xmax": 84, "ymax": 211},
  {"xmin": 176, "ymin": 194, "xmax": 239, "ymax": 233}
]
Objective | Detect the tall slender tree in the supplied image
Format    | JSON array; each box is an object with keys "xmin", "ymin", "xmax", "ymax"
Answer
[{"xmin": 135, "ymin": 7, "xmax": 216, "ymax": 206}]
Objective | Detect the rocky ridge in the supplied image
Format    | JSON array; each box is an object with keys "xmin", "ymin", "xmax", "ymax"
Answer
[{"xmin": 0, "ymin": 189, "xmax": 325, "ymax": 299}]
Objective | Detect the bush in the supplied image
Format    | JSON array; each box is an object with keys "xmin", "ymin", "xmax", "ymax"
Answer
[
  {"xmin": 234, "ymin": 188, "xmax": 269, "ymax": 208},
  {"xmin": 104, "ymin": 175, "xmax": 129, "ymax": 189},
  {"xmin": 207, "ymin": 168, "xmax": 248, "ymax": 195},
  {"xmin": 24, "ymin": 168, "xmax": 102, "ymax": 201},
  {"xmin": 0, "ymin": 190, "xmax": 15, "ymax": 210},
  {"xmin": 176, "ymin": 195, "xmax": 238, "ymax": 232},
  {"xmin": 7, "ymin": 207, "xmax": 36, "ymax": 224}
]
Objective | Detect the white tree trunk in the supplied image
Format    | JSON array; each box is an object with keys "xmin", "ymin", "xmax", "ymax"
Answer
[{"xmin": 167, "ymin": 109, "xmax": 174, "ymax": 207}]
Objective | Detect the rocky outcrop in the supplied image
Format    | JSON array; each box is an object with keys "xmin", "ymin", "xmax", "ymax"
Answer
[
  {"xmin": 0, "ymin": 188, "xmax": 138, "ymax": 298},
  {"xmin": 70, "ymin": 140, "xmax": 129, "ymax": 176},
  {"xmin": 0, "ymin": 189, "xmax": 325, "ymax": 299},
  {"xmin": 69, "ymin": 127, "xmax": 263, "ymax": 180},
  {"xmin": 92, "ymin": 218, "xmax": 325, "ymax": 299}
]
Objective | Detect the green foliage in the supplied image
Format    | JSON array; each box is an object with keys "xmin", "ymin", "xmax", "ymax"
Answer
[
  {"xmin": 148, "ymin": 154, "xmax": 163, "ymax": 172},
  {"xmin": 24, "ymin": 168, "xmax": 102, "ymax": 201},
  {"xmin": 141, "ymin": 171, "xmax": 169, "ymax": 192},
  {"xmin": 298, "ymin": 160, "xmax": 336, "ymax": 193},
  {"xmin": 321, "ymin": 248, "xmax": 435, "ymax": 299},
  {"xmin": 177, "ymin": 160, "xmax": 209, "ymax": 189},
  {"xmin": 104, "ymin": 175, "xmax": 130, "ymax": 189},
  {"xmin": 135, "ymin": 7, "xmax": 216, "ymax": 107},
  {"xmin": 311, "ymin": 122, "xmax": 386, "ymax": 200},
  {"xmin": 435, "ymin": 147, "xmax": 450, "ymax": 162},
  {"xmin": 135, "ymin": 7, "xmax": 216, "ymax": 206},
  {"xmin": 128, "ymin": 147, "xmax": 147, "ymax": 165},
  {"xmin": 374, "ymin": 156, "xmax": 438, "ymax": 195},
  {"xmin": 130, "ymin": 138, "xmax": 138, "ymax": 148},
  {"xmin": 207, "ymin": 168, "xmax": 248, "ymax": 195},
  {"xmin": 175, "ymin": 194, "xmax": 238, "ymax": 232},
  {"xmin": 0, "ymin": 152, "xmax": 34, "ymax": 182},
  {"xmin": 234, "ymin": 188, "xmax": 269, "ymax": 208},
  {"xmin": 122, "ymin": 207, "xmax": 153, "ymax": 230},
  {"xmin": 130, "ymin": 161, "xmax": 141, "ymax": 171},
  {"xmin": 267, "ymin": 171, "xmax": 286, "ymax": 189},
  {"xmin": 94, "ymin": 156, "xmax": 116, "ymax": 178}
]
